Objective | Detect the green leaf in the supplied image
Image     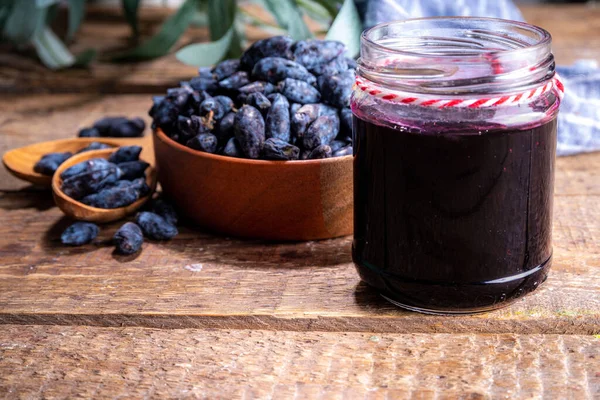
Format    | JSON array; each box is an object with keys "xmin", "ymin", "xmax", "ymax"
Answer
[
  {"xmin": 36, "ymin": 0, "xmax": 60, "ymax": 7},
  {"xmin": 74, "ymin": 48, "xmax": 97, "ymax": 67},
  {"xmin": 32, "ymin": 27, "xmax": 74, "ymax": 69},
  {"xmin": 112, "ymin": 0, "xmax": 197, "ymax": 61},
  {"xmin": 308, "ymin": 0, "xmax": 338, "ymax": 18},
  {"xmin": 262, "ymin": 0, "xmax": 312, "ymax": 40},
  {"xmin": 32, "ymin": 27, "xmax": 96, "ymax": 69},
  {"xmin": 238, "ymin": 10, "xmax": 286, "ymax": 36},
  {"xmin": 45, "ymin": 3, "xmax": 59, "ymax": 25},
  {"xmin": 325, "ymin": 0, "xmax": 361, "ymax": 57},
  {"xmin": 207, "ymin": 0, "xmax": 236, "ymax": 41},
  {"xmin": 121, "ymin": 0, "xmax": 140, "ymax": 36},
  {"xmin": 67, "ymin": 0, "xmax": 86, "ymax": 40},
  {"xmin": 175, "ymin": 25, "xmax": 234, "ymax": 67},
  {"xmin": 190, "ymin": 11, "xmax": 209, "ymax": 27},
  {"xmin": 3, "ymin": 1, "xmax": 47, "ymax": 43},
  {"xmin": 296, "ymin": 0, "xmax": 331, "ymax": 25}
]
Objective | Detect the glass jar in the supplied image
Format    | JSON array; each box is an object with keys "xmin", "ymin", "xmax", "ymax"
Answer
[{"xmin": 351, "ymin": 17, "xmax": 563, "ymax": 314}]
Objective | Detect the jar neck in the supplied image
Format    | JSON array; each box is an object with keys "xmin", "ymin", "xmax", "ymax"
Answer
[{"xmin": 357, "ymin": 17, "xmax": 555, "ymax": 96}]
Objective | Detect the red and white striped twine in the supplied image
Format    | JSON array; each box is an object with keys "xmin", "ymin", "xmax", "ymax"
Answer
[{"xmin": 355, "ymin": 74, "xmax": 565, "ymax": 109}]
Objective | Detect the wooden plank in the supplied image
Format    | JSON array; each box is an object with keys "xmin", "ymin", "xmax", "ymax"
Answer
[
  {"xmin": 0, "ymin": 5, "xmax": 598, "ymax": 94},
  {"xmin": 0, "ymin": 190, "xmax": 598, "ymax": 334},
  {"xmin": 0, "ymin": 325, "xmax": 598, "ymax": 399}
]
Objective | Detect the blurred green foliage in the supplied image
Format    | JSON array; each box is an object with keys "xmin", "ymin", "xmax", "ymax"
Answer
[{"xmin": 0, "ymin": 0, "xmax": 362, "ymax": 69}]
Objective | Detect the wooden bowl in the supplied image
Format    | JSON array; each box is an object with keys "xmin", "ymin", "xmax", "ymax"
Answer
[
  {"xmin": 52, "ymin": 149, "xmax": 157, "ymax": 223},
  {"xmin": 153, "ymin": 129, "xmax": 353, "ymax": 240}
]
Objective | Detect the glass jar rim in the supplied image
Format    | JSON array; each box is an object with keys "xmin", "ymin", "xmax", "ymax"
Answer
[
  {"xmin": 361, "ymin": 16, "xmax": 552, "ymax": 61},
  {"xmin": 357, "ymin": 17, "xmax": 555, "ymax": 95}
]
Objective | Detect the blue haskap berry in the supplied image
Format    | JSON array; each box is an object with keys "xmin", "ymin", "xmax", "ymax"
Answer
[
  {"xmin": 291, "ymin": 40, "xmax": 346, "ymax": 73},
  {"xmin": 187, "ymin": 133, "xmax": 218, "ymax": 154},
  {"xmin": 108, "ymin": 146, "xmax": 142, "ymax": 164},
  {"xmin": 93, "ymin": 116, "xmax": 129, "ymax": 135},
  {"xmin": 318, "ymin": 69, "xmax": 354, "ymax": 108},
  {"xmin": 252, "ymin": 57, "xmax": 316, "ymax": 85},
  {"xmin": 108, "ymin": 118, "xmax": 146, "ymax": 137},
  {"xmin": 240, "ymin": 36, "xmax": 294, "ymax": 71},
  {"xmin": 177, "ymin": 115, "xmax": 210, "ymax": 143},
  {"xmin": 78, "ymin": 127, "xmax": 101, "ymax": 137},
  {"xmin": 234, "ymin": 105, "xmax": 265, "ymax": 159},
  {"xmin": 61, "ymin": 222, "xmax": 99, "ymax": 246},
  {"xmin": 215, "ymin": 112, "xmax": 236, "ymax": 146},
  {"xmin": 262, "ymin": 138, "xmax": 300, "ymax": 161},
  {"xmin": 149, "ymin": 96, "xmax": 165, "ymax": 117},
  {"xmin": 34, "ymin": 152, "xmax": 72, "ymax": 176},
  {"xmin": 218, "ymin": 71, "xmax": 250, "ymax": 90},
  {"xmin": 198, "ymin": 66, "xmax": 213, "ymax": 79},
  {"xmin": 310, "ymin": 54, "xmax": 348, "ymax": 76},
  {"xmin": 151, "ymin": 99, "xmax": 179, "ymax": 131},
  {"xmin": 199, "ymin": 98, "xmax": 226, "ymax": 121},
  {"xmin": 188, "ymin": 90, "xmax": 212, "ymax": 110},
  {"xmin": 245, "ymin": 92, "xmax": 272, "ymax": 115},
  {"xmin": 339, "ymin": 108, "xmax": 352, "ymax": 137},
  {"xmin": 61, "ymin": 164, "xmax": 122, "ymax": 200},
  {"xmin": 308, "ymin": 144, "xmax": 333, "ymax": 159},
  {"xmin": 136, "ymin": 211, "xmax": 178, "ymax": 240},
  {"xmin": 333, "ymin": 145, "xmax": 353, "ymax": 157},
  {"xmin": 81, "ymin": 178, "xmax": 149, "ymax": 209},
  {"xmin": 265, "ymin": 94, "xmax": 290, "ymax": 142},
  {"xmin": 77, "ymin": 142, "xmax": 112, "ymax": 154},
  {"xmin": 81, "ymin": 184, "xmax": 138, "ymax": 209},
  {"xmin": 223, "ymin": 137, "xmax": 243, "ymax": 158},
  {"xmin": 113, "ymin": 222, "xmax": 144, "ymax": 255},
  {"xmin": 290, "ymin": 103, "xmax": 301, "ymax": 117},
  {"xmin": 291, "ymin": 103, "xmax": 337, "ymax": 139},
  {"xmin": 300, "ymin": 149, "xmax": 311, "ymax": 160},
  {"xmin": 188, "ymin": 76, "xmax": 218, "ymax": 93},
  {"xmin": 212, "ymin": 59, "xmax": 240, "ymax": 80},
  {"xmin": 117, "ymin": 161, "xmax": 149, "ymax": 180},
  {"xmin": 345, "ymin": 57, "xmax": 357, "ymax": 69},
  {"xmin": 60, "ymin": 158, "xmax": 111, "ymax": 180},
  {"xmin": 277, "ymin": 78, "xmax": 321, "ymax": 104},
  {"xmin": 329, "ymin": 139, "xmax": 350, "ymax": 153},
  {"xmin": 147, "ymin": 197, "xmax": 178, "ymax": 226},
  {"xmin": 166, "ymin": 86, "xmax": 192, "ymax": 109},
  {"xmin": 213, "ymin": 95, "xmax": 234, "ymax": 115},
  {"xmin": 302, "ymin": 114, "xmax": 340, "ymax": 150},
  {"xmin": 238, "ymin": 81, "xmax": 277, "ymax": 96}
]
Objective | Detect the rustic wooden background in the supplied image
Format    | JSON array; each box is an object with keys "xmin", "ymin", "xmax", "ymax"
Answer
[{"xmin": 0, "ymin": 4, "xmax": 599, "ymax": 399}]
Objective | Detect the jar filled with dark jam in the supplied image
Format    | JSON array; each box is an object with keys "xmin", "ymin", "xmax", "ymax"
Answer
[{"xmin": 351, "ymin": 17, "xmax": 563, "ymax": 314}]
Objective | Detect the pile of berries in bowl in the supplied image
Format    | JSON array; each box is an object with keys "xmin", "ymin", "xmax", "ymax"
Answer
[
  {"xmin": 149, "ymin": 36, "xmax": 355, "ymax": 240},
  {"xmin": 150, "ymin": 36, "xmax": 354, "ymax": 161}
]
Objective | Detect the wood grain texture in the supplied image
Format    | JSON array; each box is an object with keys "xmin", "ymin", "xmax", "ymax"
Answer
[
  {"xmin": 0, "ymin": 188, "xmax": 598, "ymax": 333},
  {"xmin": 0, "ymin": 5, "xmax": 598, "ymax": 95},
  {"xmin": 0, "ymin": 325, "xmax": 598, "ymax": 399}
]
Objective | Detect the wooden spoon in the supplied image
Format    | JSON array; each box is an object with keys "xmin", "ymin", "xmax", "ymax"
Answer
[
  {"xmin": 52, "ymin": 148, "xmax": 157, "ymax": 223},
  {"xmin": 2, "ymin": 136, "xmax": 154, "ymax": 187}
]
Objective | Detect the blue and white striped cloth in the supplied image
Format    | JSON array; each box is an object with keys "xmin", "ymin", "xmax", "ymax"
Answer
[{"xmin": 358, "ymin": 0, "xmax": 600, "ymax": 156}]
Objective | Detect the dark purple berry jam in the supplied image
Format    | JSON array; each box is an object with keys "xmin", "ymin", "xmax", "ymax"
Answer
[{"xmin": 352, "ymin": 116, "xmax": 557, "ymax": 313}]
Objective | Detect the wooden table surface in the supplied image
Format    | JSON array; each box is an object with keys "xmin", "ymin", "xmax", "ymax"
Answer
[{"xmin": 1, "ymin": 4, "xmax": 599, "ymax": 399}]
